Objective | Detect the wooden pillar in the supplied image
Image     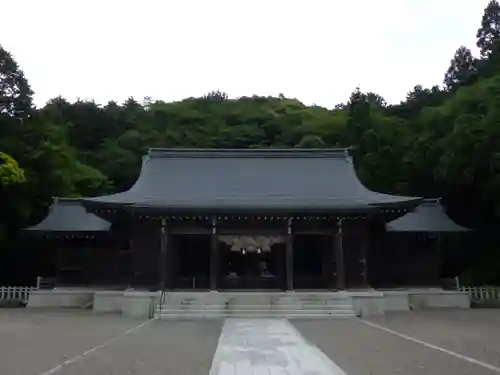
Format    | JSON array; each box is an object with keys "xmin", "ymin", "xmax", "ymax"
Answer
[
  {"xmin": 85, "ymin": 238, "xmax": 94, "ymax": 286},
  {"xmin": 406, "ymin": 235, "xmax": 413, "ymax": 286},
  {"xmin": 55, "ymin": 243, "xmax": 63, "ymax": 286},
  {"xmin": 433, "ymin": 234, "xmax": 443, "ymax": 286},
  {"xmin": 210, "ymin": 218, "xmax": 218, "ymax": 290},
  {"xmin": 129, "ymin": 236, "xmax": 138, "ymax": 288},
  {"xmin": 335, "ymin": 218, "xmax": 346, "ymax": 290},
  {"xmin": 322, "ymin": 239, "xmax": 330, "ymax": 288},
  {"xmin": 360, "ymin": 241, "xmax": 368, "ymax": 288},
  {"xmin": 329, "ymin": 233, "xmax": 336, "ymax": 289},
  {"xmin": 286, "ymin": 218, "xmax": 294, "ymax": 290},
  {"xmin": 159, "ymin": 218, "xmax": 169, "ymax": 290},
  {"xmin": 276, "ymin": 243, "xmax": 286, "ymax": 290},
  {"xmin": 120, "ymin": 239, "xmax": 132, "ymax": 288}
]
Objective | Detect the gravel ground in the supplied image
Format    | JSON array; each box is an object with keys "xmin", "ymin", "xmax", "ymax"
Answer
[
  {"xmin": 4, "ymin": 308, "xmax": 500, "ymax": 375},
  {"xmin": 53, "ymin": 319, "xmax": 223, "ymax": 375},
  {"xmin": 367, "ymin": 309, "xmax": 500, "ymax": 369},
  {"xmin": 293, "ymin": 318, "xmax": 500, "ymax": 375},
  {"xmin": 0, "ymin": 309, "xmax": 144, "ymax": 375},
  {"xmin": 0, "ymin": 309, "xmax": 222, "ymax": 375}
]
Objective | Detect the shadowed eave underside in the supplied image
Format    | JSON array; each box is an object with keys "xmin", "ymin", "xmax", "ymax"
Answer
[
  {"xmin": 80, "ymin": 148, "xmax": 423, "ymax": 213},
  {"xmin": 386, "ymin": 198, "xmax": 470, "ymax": 232},
  {"xmin": 24, "ymin": 198, "xmax": 111, "ymax": 233}
]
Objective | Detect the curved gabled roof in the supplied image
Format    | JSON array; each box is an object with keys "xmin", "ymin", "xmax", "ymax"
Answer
[
  {"xmin": 386, "ymin": 198, "xmax": 469, "ymax": 232},
  {"xmin": 81, "ymin": 148, "xmax": 422, "ymax": 213},
  {"xmin": 24, "ymin": 198, "xmax": 111, "ymax": 233}
]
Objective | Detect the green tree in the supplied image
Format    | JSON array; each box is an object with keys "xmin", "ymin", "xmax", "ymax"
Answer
[
  {"xmin": 0, "ymin": 152, "xmax": 25, "ymax": 186},
  {"xmin": 477, "ymin": 0, "xmax": 500, "ymax": 58},
  {"xmin": 386, "ymin": 85, "xmax": 448, "ymax": 119},
  {"xmin": 297, "ymin": 135, "xmax": 325, "ymax": 148},
  {"xmin": 444, "ymin": 46, "xmax": 478, "ymax": 90},
  {"xmin": 0, "ymin": 45, "xmax": 33, "ymax": 118},
  {"xmin": 339, "ymin": 88, "xmax": 374, "ymax": 148}
]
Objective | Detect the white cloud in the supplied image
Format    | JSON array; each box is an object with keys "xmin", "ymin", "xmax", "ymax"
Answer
[{"xmin": 0, "ymin": 0, "xmax": 487, "ymax": 108}]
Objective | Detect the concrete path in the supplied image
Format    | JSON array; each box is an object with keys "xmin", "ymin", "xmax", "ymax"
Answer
[{"xmin": 209, "ymin": 318, "xmax": 347, "ymax": 375}]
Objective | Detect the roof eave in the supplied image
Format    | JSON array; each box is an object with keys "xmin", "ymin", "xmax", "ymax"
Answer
[
  {"xmin": 23, "ymin": 229, "xmax": 110, "ymax": 236},
  {"xmin": 369, "ymin": 197, "xmax": 423, "ymax": 209},
  {"xmin": 125, "ymin": 204, "xmax": 382, "ymax": 216},
  {"xmin": 387, "ymin": 226, "xmax": 470, "ymax": 233}
]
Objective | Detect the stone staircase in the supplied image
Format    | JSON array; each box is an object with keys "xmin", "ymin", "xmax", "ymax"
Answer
[{"xmin": 155, "ymin": 292, "xmax": 357, "ymax": 319}]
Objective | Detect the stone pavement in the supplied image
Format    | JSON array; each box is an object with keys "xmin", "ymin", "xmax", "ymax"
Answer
[{"xmin": 209, "ymin": 318, "xmax": 346, "ymax": 375}]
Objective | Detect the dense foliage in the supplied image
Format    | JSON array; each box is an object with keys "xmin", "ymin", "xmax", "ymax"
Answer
[{"xmin": 2, "ymin": 1, "xmax": 500, "ymax": 284}]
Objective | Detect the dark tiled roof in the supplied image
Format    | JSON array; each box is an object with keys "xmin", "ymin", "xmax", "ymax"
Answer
[
  {"xmin": 24, "ymin": 198, "xmax": 111, "ymax": 232},
  {"xmin": 81, "ymin": 148, "xmax": 422, "ymax": 212},
  {"xmin": 386, "ymin": 198, "xmax": 469, "ymax": 232}
]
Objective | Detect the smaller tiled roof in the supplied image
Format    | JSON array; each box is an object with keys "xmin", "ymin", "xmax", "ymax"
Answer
[
  {"xmin": 24, "ymin": 198, "xmax": 111, "ymax": 233},
  {"xmin": 386, "ymin": 198, "xmax": 469, "ymax": 232}
]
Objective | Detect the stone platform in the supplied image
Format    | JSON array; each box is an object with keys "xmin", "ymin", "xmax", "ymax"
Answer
[{"xmin": 26, "ymin": 288, "xmax": 470, "ymax": 318}]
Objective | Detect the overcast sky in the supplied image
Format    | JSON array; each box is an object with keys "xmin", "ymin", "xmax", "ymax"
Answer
[{"xmin": 0, "ymin": 0, "xmax": 487, "ymax": 108}]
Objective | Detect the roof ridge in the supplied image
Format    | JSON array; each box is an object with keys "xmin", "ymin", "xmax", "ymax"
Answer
[{"xmin": 147, "ymin": 148, "xmax": 351, "ymax": 158}]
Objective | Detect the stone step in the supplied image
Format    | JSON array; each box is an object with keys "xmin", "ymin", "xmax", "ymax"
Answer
[
  {"xmin": 156, "ymin": 304, "xmax": 355, "ymax": 310},
  {"xmin": 157, "ymin": 293, "xmax": 357, "ymax": 319},
  {"xmin": 158, "ymin": 304, "xmax": 354, "ymax": 309},
  {"xmin": 156, "ymin": 308, "xmax": 356, "ymax": 315},
  {"xmin": 156, "ymin": 308, "xmax": 355, "ymax": 314},
  {"xmin": 155, "ymin": 308, "xmax": 357, "ymax": 317},
  {"xmin": 279, "ymin": 306, "xmax": 354, "ymax": 310},
  {"xmin": 155, "ymin": 314, "xmax": 357, "ymax": 319},
  {"xmin": 301, "ymin": 302, "xmax": 354, "ymax": 305},
  {"xmin": 155, "ymin": 310, "xmax": 356, "ymax": 316},
  {"xmin": 155, "ymin": 313, "xmax": 357, "ymax": 320},
  {"xmin": 155, "ymin": 315, "xmax": 222, "ymax": 320},
  {"xmin": 167, "ymin": 297, "xmax": 353, "ymax": 303}
]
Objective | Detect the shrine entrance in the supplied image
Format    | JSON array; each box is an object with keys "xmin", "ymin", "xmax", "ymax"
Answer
[{"xmin": 218, "ymin": 235, "xmax": 286, "ymax": 290}]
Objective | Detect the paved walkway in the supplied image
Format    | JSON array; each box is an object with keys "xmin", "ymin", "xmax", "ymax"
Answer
[{"xmin": 209, "ymin": 318, "xmax": 346, "ymax": 375}]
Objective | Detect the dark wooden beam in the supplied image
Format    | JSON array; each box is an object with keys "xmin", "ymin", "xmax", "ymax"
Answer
[
  {"xmin": 170, "ymin": 227, "xmax": 212, "ymax": 235},
  {"xmin": 210, "ymin": 218, "xmax": 218, "ymax": 290},
  {"xmin": 292, "ymin": 229, "xmax": 335, "ymax": 235},
  {"xmin": 360, "ymin": 241, "xmax": 368, "ymax": 288},
  {"xmin": 55, "ymin": 246, "xmax": 62, "ymax": 286},
  {"xmin": 85, "ymin": 244, "xmax": 93, "ymax": 286},
  {"xmin": 159, "ymin": 218, "xmax": 169, "ymax": 290},
  {"xmin": 286, "ymin": 218, "xmax": 294, "ymax": 290},
  {"xmin": 323, "ymin": 237, "xmax": 332, "ymax": 289},
  {"xmin": 169, "ymin": 227, "xmax": 302, "ymax": 235},
  {"xmin": 335, "ymin": 218, "xmax": 346, "ymax": 290}
]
